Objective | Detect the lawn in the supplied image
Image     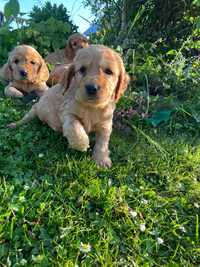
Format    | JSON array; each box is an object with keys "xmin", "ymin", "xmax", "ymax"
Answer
[{"xmin": 0, "ymin": 84, "xmax": 200, "ymax": 266}]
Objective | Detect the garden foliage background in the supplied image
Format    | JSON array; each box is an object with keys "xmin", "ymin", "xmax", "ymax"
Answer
[{"xmin": 0, "ymin": 0, "xmax": 200, "ymax": 266}]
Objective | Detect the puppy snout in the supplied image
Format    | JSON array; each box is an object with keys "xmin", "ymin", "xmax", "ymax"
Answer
[
  {"xmin": 85, "ymin": 84, "xmax": 100, "ymax": 97},
  {"xmin": 20, "ymin": 70, "xmax": 27, "ymax": 78}
]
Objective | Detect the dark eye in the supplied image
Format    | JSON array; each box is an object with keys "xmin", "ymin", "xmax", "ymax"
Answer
[
  {"xmin": 104, "ymin": 68, "xmax": 113, "ymax": 75},
  {"xmin": 72, "ymin": 42, "xmax": 77, "ymax": 46},
  {"xmin": 14, "ymin": 59, "xmax": 19, "ymax": 64},
  {"xmin": 79, "ymin": 66, "xmax": 86, "ymax": 75},
  {"xmin": 30, "ymin": 61, "xmax": 36, "ymax": 65}
]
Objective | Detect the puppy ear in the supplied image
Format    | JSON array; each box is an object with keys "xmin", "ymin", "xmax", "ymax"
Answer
[
  {"xmin": 60, "ymin": 64, "xmax": 75, "ymax": 94},
  {"xmin": 0, "ymin": 62, "xmax": 13, "ymax": 81},
  {"xmin": 115, "ymin": 66, "xmax": 130, "ymax": 103},
  {"xmin": 37, "ymin": 59, "xmax": 49, "ymax": 82},
  {"xmin": 65, "ymin": 40, "xmax": 75, "ymax": 61}
]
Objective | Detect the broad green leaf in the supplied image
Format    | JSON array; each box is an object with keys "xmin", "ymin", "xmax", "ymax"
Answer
[
  {"xmin": 146, "ymin": 109, "xmax": 173, "ymax": 127},
  {"xmin": 4, "ymin": 0, "xmax": 20, "ymax": 19}
]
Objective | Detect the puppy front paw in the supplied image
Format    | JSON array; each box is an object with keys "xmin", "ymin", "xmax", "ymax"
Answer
[
  {"xmin": 68, "ymin": 136, "xmax": 90, "ymax": 152},
  {"xmin": 93, "ymin": 155, "xmax": 112, "ymax": 168}
]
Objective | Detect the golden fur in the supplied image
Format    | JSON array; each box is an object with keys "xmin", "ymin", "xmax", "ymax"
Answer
[
  {"xmin": 8, "ymin": 45, "xmax": 129, "ymax": 167},
  {"xmin": 46, "ymin": 33, "xmax": 89, "ymax": 86},
  {"xmin": 0, "ymin": 45, "xmax": 49, "ymax": 97},
  {"xmin": 47, "ymin": 64, "xmax": 71, "ymax": 87}
]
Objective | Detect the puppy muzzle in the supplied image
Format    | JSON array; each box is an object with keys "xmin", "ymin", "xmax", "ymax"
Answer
[
  {"xmin": 85, "ymin": 84, "xmax": 100, "ymax": 98},
  {"xmin": 20, "ymin": 69, "xmax": 28, "ymax": 79}
]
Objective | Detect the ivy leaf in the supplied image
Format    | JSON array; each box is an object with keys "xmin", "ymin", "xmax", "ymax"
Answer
[
  {"xmin": 4, "ymin": 0, "xmax": 20, "ymax": 20},
  {"xmin": 146, "ymin": 109, "xmax": 173, "ymax": 127}
]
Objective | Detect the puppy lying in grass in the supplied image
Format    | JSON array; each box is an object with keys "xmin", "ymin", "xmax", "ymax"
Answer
[
  {"xmin": 8, "ymin": 45, "xmax": 129, "ymax": 167},
  {"xmin": 0, "ymin": 45, "xmax": 49, "ymax": 98},
  {"xmin": 45, "ymin": 33, "xmax": 89, "ymax": 65}
]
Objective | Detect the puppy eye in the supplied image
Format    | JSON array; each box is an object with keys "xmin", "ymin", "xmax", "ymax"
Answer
[
  {"xmin": 14, "ymin": 59, "xmax": 19, "ymax": 64},
  {"xmin": 79, "ymin": 66, "xmax": 86, "ymax": 75},
  {"xmin": 72, "ymin": 42, "xmax": 77, "ymax": 46},
  {"xmin": 104, "ymin": 68, "xmax": 113, "ymax": 75},
  {"xmin": 30, "ymin": 61, "xmax": 36, "ymax": 65}
]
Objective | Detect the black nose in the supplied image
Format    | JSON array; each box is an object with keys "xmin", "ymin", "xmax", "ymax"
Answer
[
  {"xmin": 85, "ymin": 84, "xmax": 100, "ymax": 96},
  {"xmin": 20, "ymin": 70, "xmax": 27, "ymax": 77}
]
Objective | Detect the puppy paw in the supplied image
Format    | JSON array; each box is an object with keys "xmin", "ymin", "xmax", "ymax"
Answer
[
  {"xmin": 69, "ymin": 143, "xmax": 89, "ymax": 152},
  {"xmin": 8, "ymin": 122, "xmax": 17, "ymax": 129},
  {"xmin": 68, "ymin": 137, "xmax": 90, "ymax": 152},
  {"xmin": 93, "ymin": 156, "xmax": 112, "ymax": 168}
]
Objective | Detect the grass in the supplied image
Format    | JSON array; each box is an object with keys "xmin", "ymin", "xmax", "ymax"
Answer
[{"xmin": 0, "ymin": 85, "xmax": 200, "ymax": 267}]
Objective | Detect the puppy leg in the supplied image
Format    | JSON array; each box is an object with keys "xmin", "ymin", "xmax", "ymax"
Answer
[
  {"xmin": 93, "ymin": 124, "xmax": 112, "ymax": 168},
  {"xmin": 4, "ymin": 86, "xmax": 24, "ymax": 97},
  {"xmin": 35, "ymin": 83, "xmax": 49, "ymax": 97},
  {"xmin": 63, "ymin": 116, "xmax": 89, "ymax": 152},
  {"xmin": 8, "ymin": 106, "xmax": 37, "ymax": 129}
]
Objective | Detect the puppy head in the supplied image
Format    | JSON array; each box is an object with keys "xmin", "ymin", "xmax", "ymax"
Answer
[
  {"xmin": 65, "ymin": 33, "xmax": 89, "ymax": 60},
  {"xmin": 62, "ymin": 45, "xmax": 129, "ymax": 107},
  {"xmin": 2, "ymin": 45, "xmax": 49, "ymax": 83}
]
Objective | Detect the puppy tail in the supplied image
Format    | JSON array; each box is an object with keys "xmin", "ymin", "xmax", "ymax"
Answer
[{"xmin": 8, "ymin": 106, "xmax": 37, "ymax": 129}]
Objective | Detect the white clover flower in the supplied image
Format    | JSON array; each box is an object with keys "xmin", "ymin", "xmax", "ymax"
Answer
[
  {"xmin": 139, "ymin": 223, "xmax": 146, "ymax": 232},
  {"xmin": 38, "ymin": 153, "xmax": 44, "ymax": 158},
  {"xmin": 129, "ymin": 209, "xmax": 137, "ymax": 218},
  {"xmin": 141, "ymin": 199, "xmax": 148, "ymax": 205},
  {"xmin": 80, "ymin": 242, "xmax": 92, "ymax": 253},
  {"xmin": 20, "ymin": 259, "xmax": 27, "ymax": 266},
  {"xmin": 108, "ymin": 179, "xmax": 112, "ymax": 186},
  {"xmin": 179, "ymin": 226, "xmax": 186, "ymax": 233},
  {"xmin": 157, "ymin": 237, "xmax": 164, "ymax": 245},
  {"xmin": 24, "ymin": 185, "xmax": 30, "ymax": 191},
  {"xmin": 194, "ymin": 203, "xmax": 199, "ymax": 209}
]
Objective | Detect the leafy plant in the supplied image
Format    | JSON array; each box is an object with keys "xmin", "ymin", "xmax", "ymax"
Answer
[{"xmin": 0, "ymin": 0, "xmax": 21, "ymax": 64}]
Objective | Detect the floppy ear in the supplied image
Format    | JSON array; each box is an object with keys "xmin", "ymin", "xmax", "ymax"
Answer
[
  {"xmin": 0, "ymin": 62, "xmax": 13, "ymax": 81},
  {"xmin": 37, "ymin": 59, "xmax": 49, "ymax": 82},
  {"xmin": 65, "ymin": 40, "xmax": 75, "ymax": 61},
  {"xmin": 60, "ymin": 64, "xmax": 75, "ymax": 94},
  {"xmin": 115, "ymin": 66, "xmax": 130, "ymax": 103}
]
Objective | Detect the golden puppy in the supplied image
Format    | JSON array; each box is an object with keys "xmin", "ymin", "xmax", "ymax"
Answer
[
  {"xmin": 0, "ymin": 45, "xmax": 49, "ymax": 98},
  {"xmin": 45, "ymin": 33, "xmax": 89, "ymax": 65},
  {"xmin": 8, "ymin": 45, "xmax": 129, "ymax": 167},
  {"xmin": 46, "ymin": 33, "xmax": 89, "ymax": 86}
]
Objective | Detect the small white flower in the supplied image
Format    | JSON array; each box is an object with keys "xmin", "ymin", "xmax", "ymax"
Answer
[
  {"xmin": 141, "ymin": 199, "xmax": 148, "ymax": 205},
  {"xmin": 177, "ymin": 183, "xmax": 184, "ymax": 190},
  {"xmin": 157, "ymin": 237, "xmax": 164, "ymax": 245},
  {"xmin": 24, "ymin": 185, "xmax": 30, "ymax": 191},
  {"xmin": 150, "ymin": 229, "xmax": 158, "ymax": 236},
  {"xmin": 179, "ymin": 226, "xmax": 186, "ymax": 233},
  {"xmin": 20, "ymin": 259, "xmax": 27, "ymax": 266},
  {"xmin": 38, "ymin": 153, "xmax": 44, "ymax": 158},
  {"xmin": 80, "ymin": 242, "xmax": 92, "ymax": 253},
  {"xmin": 139, "ymin": 223, "xmax": 146, "ymax": 232},
  {"xmin": 194, "ymin": 203, "xmax": 199, "ymax": 208},
  {"xmin": 108, "ymin": 179, "xmax": 112, "ymax": 186},
  {"xmin": 129, "ymin": 209, "xmax": 137, "ymax": 218}
]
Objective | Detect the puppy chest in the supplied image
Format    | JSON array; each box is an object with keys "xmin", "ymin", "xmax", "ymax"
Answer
[{"xmin": 78, "ymin": 109, "xmax": 112, "ymax": 133}]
